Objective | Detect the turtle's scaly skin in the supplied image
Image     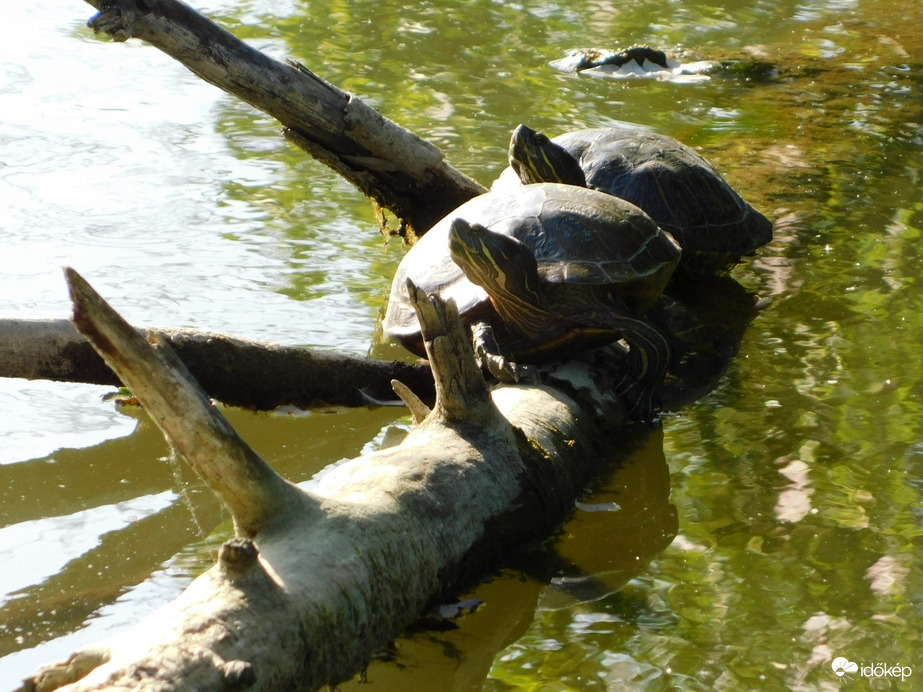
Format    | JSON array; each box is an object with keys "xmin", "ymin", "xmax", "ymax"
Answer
[
  {"xmin": 502, "ymin": 125, "xmax": 773, "ymax": 275},
  {"xmin": 383, "ymin": 183, "xmax": 681, "ymax": 418}
]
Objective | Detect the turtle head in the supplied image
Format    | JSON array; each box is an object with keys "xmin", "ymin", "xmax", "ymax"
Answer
[
  {"xmin": 448, "ymin": 218, "xmax": 547, "ymax": 317},
  {"xmin": 509, "ymin": 124, "xmax": 587, "ymax": 187}
]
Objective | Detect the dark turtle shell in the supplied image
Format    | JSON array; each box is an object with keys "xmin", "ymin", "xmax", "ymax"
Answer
[
  {"xmin": 498, "ymin": 127, "xmax": 773, "ymax": 275},
  {"xmin": 383, "ymin": 182, "xmax": 680, "ymax": 358}
]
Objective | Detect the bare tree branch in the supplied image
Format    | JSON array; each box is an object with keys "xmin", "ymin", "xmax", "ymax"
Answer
[
  {"xmin": 81, "ymin": 0, "xmax": 486, "ymax": 239},
  {"xmin": 0, "ymin": 317, "xmax": 434, "ymax": 409}
]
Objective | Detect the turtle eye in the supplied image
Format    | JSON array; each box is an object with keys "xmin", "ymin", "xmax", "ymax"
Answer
[{"xmin": 534, "ymin": 133, "xmax": 550, "ymax": 146}]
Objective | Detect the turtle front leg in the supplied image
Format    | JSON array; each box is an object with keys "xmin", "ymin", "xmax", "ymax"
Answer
[
  {"xmin": 470, "ymin": 321, "xmax": 539, "ymax": 384},
  {"xmin": 611, "ymin": 316, "xmax": 671, "ymax": 421}
]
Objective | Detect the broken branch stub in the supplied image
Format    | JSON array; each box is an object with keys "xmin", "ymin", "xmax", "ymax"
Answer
[
  {"xmin": 404, "ymin": 278, "xmax": 497, "ymax": 425},
  {"xmin": 65, "ymin": 267, "xmax": 308, "ymax": 537}
]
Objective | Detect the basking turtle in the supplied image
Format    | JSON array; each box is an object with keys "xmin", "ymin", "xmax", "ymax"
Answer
[
  {"xmin": 549, "ymin": 47, "xmax": 780, "ymax": 83},
  {"xmin": 498, "ymin": 124, "xmax": 773, "ymax": 275},
  {"xmin": 382, "ymin": 183, "xmax": 681, "ymax": 419}
]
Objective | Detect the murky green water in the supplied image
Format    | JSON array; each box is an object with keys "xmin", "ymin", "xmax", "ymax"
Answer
[{"xmin": 1, "ymin": 0, "xmax": 921, "ymax": 689}]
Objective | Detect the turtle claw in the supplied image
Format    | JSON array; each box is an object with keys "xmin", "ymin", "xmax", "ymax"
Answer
[
  {"xmin": 479, "ymin": 351, "xmax": 541, "ymax": 384},
  {"xmin": 470, "ymin": 321, "xmax": 541, "ymax": 385}
]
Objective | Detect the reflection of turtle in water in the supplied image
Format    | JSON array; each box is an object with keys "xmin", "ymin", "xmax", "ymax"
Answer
[
  {"xmin": 382, "ymin": 183, "xmax": 681, "ymax": 419},
  {"xmin": 499, "ymin": 125, "xmax": 773, "ymax": 275}
]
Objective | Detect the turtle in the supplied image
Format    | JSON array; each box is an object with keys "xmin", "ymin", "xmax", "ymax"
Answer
[
  {"xmin": 549, "ymin": 45, "xmax": 673, "ymax": 75},
  {"xmin": 497, "ymin": 124, "xmax": 773, "ymax": 275},
  {"xmin": 382, "ymin": 183, "xmax": 682, "ymax": 419}
]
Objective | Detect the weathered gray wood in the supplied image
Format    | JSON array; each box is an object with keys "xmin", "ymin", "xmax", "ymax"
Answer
[
  {"xmin": 20, "ymin": 270, "xmax": 621, "ymax": 691},
  {"xmin": 0, "ymin": 317, "xmax": 433, "ymax": 409},
  {"xmin": 66, "ymin": 268, "xmax": 305, "ymax": 537},
  {"xmin": 81, "ymin": 0, "xmax": 486, "ymax": 239}
]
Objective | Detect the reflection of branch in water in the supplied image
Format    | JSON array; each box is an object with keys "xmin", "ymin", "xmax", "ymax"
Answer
[
  {"xmin": 347, "ymin": 425, "xmax": 677, "ymax": 688},
  {"xmin": 525, "ymin": 276, "xmax": 757, "ymax": 612}
]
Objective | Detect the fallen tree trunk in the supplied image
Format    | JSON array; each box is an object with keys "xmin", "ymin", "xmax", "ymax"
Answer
[
  {"xmin": 17, "ymin": 266, "xmax": 757, "ymax": 691},
  {"xmin": 20, "ymin": 269, "xmax": 628, "ymax": 691},
  {"xmin": 81, "ymin": 0, "xmax": 486, "ymax": 240},
  {"xmin": 0, "ymin": 318, "xmax": 433, "ymax": 409}
]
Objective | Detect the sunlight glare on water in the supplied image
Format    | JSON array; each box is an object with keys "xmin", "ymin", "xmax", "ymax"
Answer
[
  {"xmin": 0, "ymin": 2, "xmax": 358, "ymax": 345},
  {"xmin": 0, "ymin": 491, "xmax": 176, "ymax": 605},
  {"xmin": 0, "ymin": 379, "xmax": 136, "ymax": 465}
]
